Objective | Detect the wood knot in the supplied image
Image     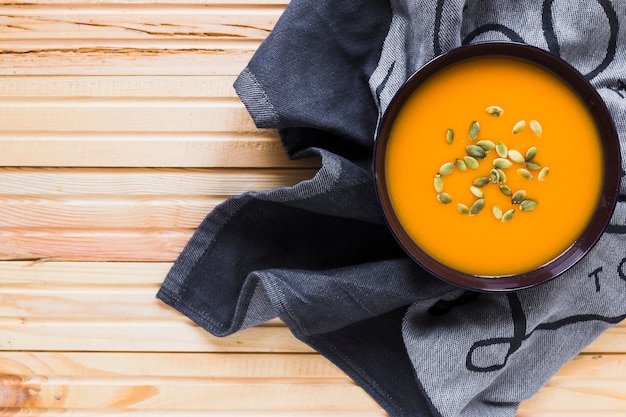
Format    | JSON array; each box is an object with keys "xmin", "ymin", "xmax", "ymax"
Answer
[{"xmin": 0, "ymin": 374, "xmax": 41, "ymax": 414}]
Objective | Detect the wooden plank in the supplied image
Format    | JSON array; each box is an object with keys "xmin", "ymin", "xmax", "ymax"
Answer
[
  {"xmin": 0, "ymin": 196, "xmax": 219, "ymax": 229},
  {"xmin": 0, "ymin": 168, "xmax": 316, "ymax": 196},
  {"xmin": 0, "ymin": 352, "xmax": 347, "ymax": 379},
  {"xmin": 1, "ymin": 6, "xmax": 280, "ymax": 42},
  {"xmin": 0, "ymin": 261, "xmax": 171, "ymax": 285},
  {"xmin": 0, "ymin": 229, "xmax": 191, "ymax": 261},
  {"xmin": 0, "ymin": 381, "xmax": 377, "ymax": 412},
  {"xmin": 0, "ymin": 75, "xmax": 240, "ymax": 98},
  {"xmin": 0, "ymin": 99, "xmax": 258, "ymax": 132},
  {"xmin": 585, "ymin": 326, "xmax": 626, "ymax": 353},
  {"xmin": 0, "ymin": 284, "xmax": 179, "ymax": 321},
  {"xmin": 0, "ymin": 352, "xmax": 375, "ymax": 413},
  {"xmin": 0, "ymin": 49, "xmax": 255, "ymax": 76},
  {"xmin": 0, "ymin": 319, "xmax": 312, "ymax": 353},
  {"xmin": 0, "ymin": 132, "xmax": 319, "ymax": 168}
]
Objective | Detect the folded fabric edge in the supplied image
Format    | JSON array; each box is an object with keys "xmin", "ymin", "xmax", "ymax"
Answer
[{"xmin": 234, "ymin": 68, "xmax": 281, "ymax": 129}]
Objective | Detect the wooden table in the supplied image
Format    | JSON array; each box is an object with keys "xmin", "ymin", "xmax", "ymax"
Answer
[{"xmin": 1, "ymin": 1, "xmax": 625, "ymax": 415}]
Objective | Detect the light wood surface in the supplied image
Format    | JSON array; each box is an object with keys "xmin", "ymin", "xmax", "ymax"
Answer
[{"xmin": 0, "ymin": 1, "xmax": 624, "ymax": 415}]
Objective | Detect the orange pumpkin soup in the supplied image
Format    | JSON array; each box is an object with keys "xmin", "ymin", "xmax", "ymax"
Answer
[{"xmin": 385, "ymin": 56, "xmax": 603, "ymax": 276}]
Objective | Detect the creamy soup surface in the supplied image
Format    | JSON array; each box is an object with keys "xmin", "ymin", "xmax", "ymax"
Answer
[{"xmin": 385, "ymin": 56, "xmax": 603, "ymax": 276}]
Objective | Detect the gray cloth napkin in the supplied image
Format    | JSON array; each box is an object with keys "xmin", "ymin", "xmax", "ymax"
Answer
[{"xmin": 157, "ymin": 1, "xmax": 626, "ymax": 416}]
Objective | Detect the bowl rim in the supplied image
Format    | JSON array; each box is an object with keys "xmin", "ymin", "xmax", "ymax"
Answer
[{"xmin": 373, "ymin": 41, "xmax": 622, "ymax": 292}]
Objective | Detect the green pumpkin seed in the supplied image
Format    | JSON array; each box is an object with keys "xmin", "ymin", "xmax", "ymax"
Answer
[
  {"xmin": 538, "ymin": 166, "xmax": 550, "ymax": 181},
  {"xmin": 502, "ymin": 209, "xmax": 515, "ymax": 222},
  {"xmin": 499, "ymin": 184, "xmax": 513, "ymax": 196},
  {"xmin": 469, "ymin": 198, "xmax": 485, "ymax": 216},
  {"xmin": 438, "ymin": 192, "xmax": 453, "ymax": 204},
  {"xmin": 455, "ymin": 158, "xmax": 467, "ymax": 172},
  {"xmin": 433, "ymin": 174, "xmax": 444, "ymax": 193},
  {"xmin": 529, "ymin": 120, "xmax": 542, "ymax": 136},
  {"xmin": 496, "ymin": 168, "xmax": 507, "ymax": 183},
  {"xmin": 466, "ymin": 145, "xmax": 486, "ymax": 159},
  {"xmin": 492, "ymin": 204, "xmax": 503, "ymax": 220},
  {"xmin": 493, "ymin": 158, "xmax": 513, "ymax": 169},
  {"xmin": 525, "ymin": 146, "xmax": 537, "ymax": 161},
  {"xmin": 457, "ymin": 203, "xmax": 470, "ymax": 215},
  {"xmin": 464, "ymin": 156, "xmax": 480, "ymax": 169},
  {"xmin": 508, "ymin": 149, "xmax": 525, "ymax": 164},
  {"xmin": 517, "ymin": 168, "xmax": 533, "ymax": 179},
  {"xmin": 470, "ymin": 185, "xmax": 484, "ymax": 199},
  {"xmin": 473, "ymin": 176, "xmax": 490, "ymax": 187},
  {"xmin": 495, "ymin": 142, "xmax": 508, "ymax": 158},
  {"xmin": 469, "ymin": 120, "xmax": 480, "ymax": 140},
  {"xmin": 476, "ymin": 140, "xmax": 495, "ymax": 151},
  {"xmin": 446, "ymin": 128, "xmax": 454, "ymax": 145},
  {"xmin": 486, "ymin": 105, "xmax": 504, "ymax": 117},
  {"xmin": 490, "ymin": 168, "xmax": 500, "ymax": 184},
  {"xmin": 520, "ymin": 199, "xmax": 538, "ymax": 211},
  {"xmin": 512, "ymin": 120, "xmax": 526, "ymax": 134},
  {"xmin": 525, "ymin": 161, "xmax": 542, "ymax": 171},
  {"xmin": 439, "ymin": 162, "xmax": 455, "ymax": 176},
  {"xmin": 511, "ymin": 189, "xmax": 527, "ymax": 204}
]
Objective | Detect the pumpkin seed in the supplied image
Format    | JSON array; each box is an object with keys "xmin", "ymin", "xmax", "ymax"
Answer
[
  {"xmin": 457, "ymin": 203, "xmax": 470, "ymax": 215},
  {"xmin": 492, "ymin": 204, "xmax": 503, "ymax": 220},
  {"xmin": 512, "ymin": 120, "xmax": 526, "ymax": 134},
  {"xmin": 476, "ymin": 140, "xmax": 495, "ymax": 151},
  {"xmin": 502, "ymin": 209, "xmax": 515, "ymax": 222},
  {"xmin": 434, "ymin": 174, "xmax": 444, "ymax": 193},
  {"xmin": 439, "ymin": 162, "xmax": 455, "ymax": 176},
  {"xmin": 508, "ymin": 149, "xmax": 525, "ymax": 164},
  {"xmin": 529, "ymin": 120, "xmax": 542, "ymax": 136},
  {"xmin": 520, "ymin": 199, "xmax": 538, "ymax": 211},
  {"xmin": 511, "ymin": 189, "xmax": 527, "ymax": 204},
  {"xmin": 455, "ymin": 158, "xmax": 468, "ymax": 172},
  {"xmin": 490, "ymin": 168, "xmax": 500, "ymax": 184},
  {"xmin": 469, "ymin": 120, "xmax": 480, "ymax": 140},
  {"xmin": 495, "ymin": 142, "xmax": 508, "ymax": 158},
  {"xmin": 499, "ymin": 184, "xmax": 513, "ymax": 196},
  {"xmin": 473, "ymin": 176, "xmax": 491, "ymax": 187},
  {"xmin": 538, "ymin": 166, "xmax": 550, "ymax": 181},
  {"xmin": 525, "ymin": 146, "xmax": 537, "ymax": 161},
  {"xmin": 486, "ymin": 105, "xmax": 504, "ymax": 117},
  {"xmin": 438, "ymin": 192, "xmax": 453, "ymax": 204},
  {"xmin": 493, "ymin": 158, "xmax": 513, "ymax": 169},
  {"xmin": 446, "ymin": 128, "xmax": 454, "ymax": 145},
  {"xmin": 464, "ymin": 156, "xmax": 480, "ymax": 169},
  {"xmin": 525, "ymin": 161, "xmax": 542, "ymax": 171},
  {"xmin": 466, "ymin": 145, "xmax": 486, "ymax": 159},
  {"xmin": 496, "ymin": 168, "xmax": 507, "ymax": 183},
  {"xmin": 469, "ymin": 198, "xmax": 485, "ymax": 216},
  {"xmin": 470, "ymin": 185, "xmax": 484, "ymax": 199},
  {"xmin": 517, "ymin": 168, "xmax": 533, "ymax": 179}
]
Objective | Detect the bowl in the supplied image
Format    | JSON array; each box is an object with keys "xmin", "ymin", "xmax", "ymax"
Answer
[{"xmin": 374, "ymin": 42, "xmax": 621, "ymax": 292}]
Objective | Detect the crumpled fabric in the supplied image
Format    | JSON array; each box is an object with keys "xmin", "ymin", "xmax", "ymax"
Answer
[{"xmin": 157, "ymin": 1, "xmax": 626, "ymax": 416}]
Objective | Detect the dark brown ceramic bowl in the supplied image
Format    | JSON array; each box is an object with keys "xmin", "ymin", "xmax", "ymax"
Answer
[{"xmin": 374, "ymin": 42, "xmax": 621, "ymax": 292}]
